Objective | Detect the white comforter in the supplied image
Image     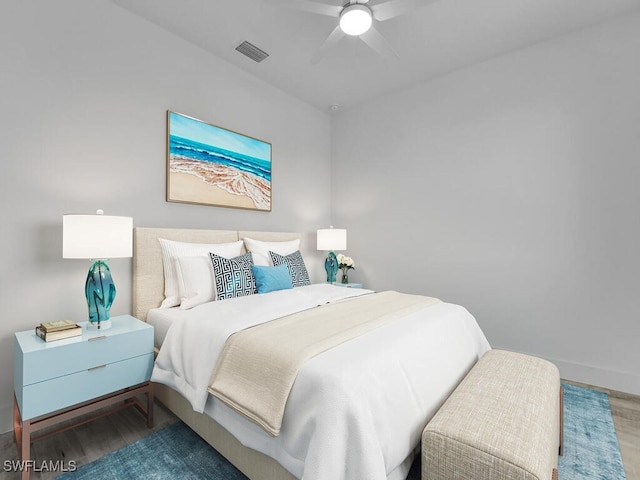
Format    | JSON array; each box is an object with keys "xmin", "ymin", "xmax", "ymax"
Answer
[{"xmin": 152, "ymin": 284, "xmax": 490, "ymax": 480}]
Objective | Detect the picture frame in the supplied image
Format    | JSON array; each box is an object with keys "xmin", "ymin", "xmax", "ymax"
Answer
[{"xmin": 166, "ymin": 111, "xmax": 272, "ymax": 211}]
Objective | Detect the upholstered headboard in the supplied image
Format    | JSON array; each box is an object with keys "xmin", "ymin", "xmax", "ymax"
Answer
[{"xmin": 132, "ymin": 227, "xmax": 301, "ymax": 321}]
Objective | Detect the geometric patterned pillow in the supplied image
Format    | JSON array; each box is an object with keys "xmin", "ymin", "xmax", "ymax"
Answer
[
  {"xmin": 269, "ymin": 250, "xmax": 311, "ymax": 287},
  {"xmin": 210, "ymin": 252, "xmax": 257, "ymax": 300}
]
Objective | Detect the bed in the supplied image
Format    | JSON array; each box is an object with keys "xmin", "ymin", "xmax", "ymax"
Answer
[{"xmin": 133, "ymin": 227, "xmax": 491, "ymax": 480}]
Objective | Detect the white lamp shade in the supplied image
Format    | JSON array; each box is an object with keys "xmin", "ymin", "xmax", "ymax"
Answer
[
  {"xmin": 317, "ymin": 228, "xmax": 347, "ymax": 251},
  {"xmin": 63, "ymin": 214, "xmax": 133, "ymax": 259}
]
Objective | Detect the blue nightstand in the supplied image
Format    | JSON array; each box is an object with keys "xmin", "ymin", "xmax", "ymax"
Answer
[{"xmin": 13, "ymin": 315, "xmax": 154, "ymax": 479}]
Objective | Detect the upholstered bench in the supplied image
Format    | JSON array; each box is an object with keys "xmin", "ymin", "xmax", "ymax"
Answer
[{"xmin": 422, "ymin": 350, "xmax": 562, "ymax": 480}]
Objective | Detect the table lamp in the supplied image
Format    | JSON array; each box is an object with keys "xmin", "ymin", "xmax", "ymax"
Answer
[
  {"xmin": 63, "ymin": 210, "xmax": 133, "ymax": 329},
  {"xmin": 317, "ymin": 226, "xmax": 347, "ymax": 283}
]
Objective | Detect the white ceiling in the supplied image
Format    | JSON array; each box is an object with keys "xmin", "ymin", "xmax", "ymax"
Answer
[{"xmin": 109, "ymin": 0, "xmax": 640, "ymax": 112}]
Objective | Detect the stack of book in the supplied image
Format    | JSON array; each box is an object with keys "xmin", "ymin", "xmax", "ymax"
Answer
[{"xmin": 35, "ymin": 319, "xmax": 82, "ymax": 342}]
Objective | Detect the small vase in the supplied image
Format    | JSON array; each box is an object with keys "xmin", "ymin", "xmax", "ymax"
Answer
[{"xmin": 341, "ymin": 271, "xmax": 349, "ymax": 284}]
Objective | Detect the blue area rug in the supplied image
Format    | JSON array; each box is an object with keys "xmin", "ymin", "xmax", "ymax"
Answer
[
  {"xmin": 57, "ymin": 383, "xmax": 626, "ymax": 479},
  {"xmin": 557, "ymin": 383, "xmax": 626, "ymax": 480}
]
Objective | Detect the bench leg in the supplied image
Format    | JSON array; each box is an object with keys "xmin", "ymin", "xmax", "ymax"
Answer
[{"xmin": 559, "ymin": 386, "xmax": 564, "ymax": 456}]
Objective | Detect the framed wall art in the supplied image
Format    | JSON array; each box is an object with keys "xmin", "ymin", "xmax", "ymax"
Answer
[{"xmin": 167, "ymin": 111, "xmax": 272, "ymax": 211}]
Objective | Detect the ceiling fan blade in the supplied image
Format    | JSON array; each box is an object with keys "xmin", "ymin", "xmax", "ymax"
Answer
[
  {"xmin": 370, "ymin": 0, "xmax": 437, "ymax": 22},
  {"xmin": 360, "ymin": 25, "xmax": 399, "ymax": 59},
  {"xmin": 266, "ymin": 0, "xmax": 341, "ymax": 17},
  {"xmin": 311, "ymin": 25, "xmax": 345, "ymax": 65}
]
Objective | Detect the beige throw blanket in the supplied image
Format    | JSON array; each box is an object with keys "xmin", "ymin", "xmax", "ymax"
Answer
[{"xmin": 208, "ymin": 291, "xmax": 441, "ymax": 436}]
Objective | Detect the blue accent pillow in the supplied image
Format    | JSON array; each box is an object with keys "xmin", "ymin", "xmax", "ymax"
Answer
[
  {"xmin": 210, "ymin": 252, "xmax": 257, "ymax": 300},
  {"xmin": 269, "ymin": 250, "xmax": 311, "ymax": 287},
  {"xmin": 251, "ymin": 264, "xmax": 293, "ymax": 294}
]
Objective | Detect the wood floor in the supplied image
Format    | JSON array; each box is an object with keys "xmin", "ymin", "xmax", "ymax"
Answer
[
  {"xmin": 1, "ymin": 384, "xmax": 639, "ymax": 480},
  {"xmin": 1, "ymin": 401, "xmax": 176, "ymax": 480},
  {"xmin": 612, "ymin": 391, "xmax": 640, "ymax": 480}
]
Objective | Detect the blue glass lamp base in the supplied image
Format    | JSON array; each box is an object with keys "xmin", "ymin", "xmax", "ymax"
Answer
[
  {"xmin": 85, "ymin": 260, "xmax": 116, "ymax": 329},
  {"xmin": 324, "ymin": 251, "xmax": 338, "ymax": 283}
]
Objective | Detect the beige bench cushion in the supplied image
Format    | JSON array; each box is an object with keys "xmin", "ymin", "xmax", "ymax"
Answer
[{"xmin": 422, "ymin": 350, "xmax": 560, "ymax": 480}]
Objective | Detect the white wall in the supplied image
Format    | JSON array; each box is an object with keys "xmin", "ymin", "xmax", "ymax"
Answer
[
  {"xmin": 332, "ymin": 12, "xmax": 640, "ymax": 395},
  {"xmin": 0, "ymin": 0, "xmax": 332, "ymax": 433}
]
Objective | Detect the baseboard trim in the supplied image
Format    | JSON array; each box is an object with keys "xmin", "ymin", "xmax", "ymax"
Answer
[
  {"xmin": 552, "ymin": 357, "xmax": 640, "ymax": 396},
  {"xmin": 493, "ymin": 346, "xmax": 640, "ymax": 396}
]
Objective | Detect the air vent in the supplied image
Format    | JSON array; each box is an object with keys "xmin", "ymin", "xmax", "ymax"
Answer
[{"xmin": 235, "ymin": 41, "xmax": 269, "ymax": 63}]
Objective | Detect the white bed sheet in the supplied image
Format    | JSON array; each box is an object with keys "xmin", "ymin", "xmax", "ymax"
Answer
[
  {"xmin": 151, "ymin": 284, "xmax": 490, "ymax": 480},
  {"xmin": 147, "ymin": 307, "xmax": 180, "ymax": 348}
]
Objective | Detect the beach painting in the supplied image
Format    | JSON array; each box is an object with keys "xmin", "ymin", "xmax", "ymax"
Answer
[{"xmin": 167, "ymin": 111, "xmax": 272, "ymax": 211}]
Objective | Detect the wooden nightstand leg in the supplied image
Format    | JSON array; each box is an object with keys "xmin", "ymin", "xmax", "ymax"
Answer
[
  {"xmin": 14, "ymin": 396, "xmax": 31, "ymax": 480},
  {"xmin": 146, "ymin": 384, "xmax": 154, "ymax": 428},
  {"xmin": 13, "ymin": 396, "xmax": 21, "ymax": 449}
]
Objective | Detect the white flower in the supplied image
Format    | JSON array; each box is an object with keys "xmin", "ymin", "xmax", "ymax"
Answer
[{"xmin": 338, "ymin": 255, "xmax": 355, "ymax": 269}]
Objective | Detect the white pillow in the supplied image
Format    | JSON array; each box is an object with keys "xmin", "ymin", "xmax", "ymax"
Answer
[
  {"xmin": 176, "ymin": 256, "xmax": 216, "ymax": 310},
  {"xmin": 243, "ymin": 237, "xmax": 300, "ymax": 266},
  {"xmin": 158, "ymin": 238, "xmax": 243, "ymax": 308}
]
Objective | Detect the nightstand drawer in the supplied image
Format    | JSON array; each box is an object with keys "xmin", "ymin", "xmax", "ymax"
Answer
[
  {"xmin": 19, "ymin": 352, "xmax": 153, "ymax": 420},
  {"xmin": 16, "ymin": 316, "xmax": 153, "ymax": 386}
]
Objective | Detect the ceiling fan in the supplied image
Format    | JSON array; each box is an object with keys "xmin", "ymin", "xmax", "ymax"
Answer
[{"xmin": 267, "ymin": 0, "xmax": 431, "ymax": 64}]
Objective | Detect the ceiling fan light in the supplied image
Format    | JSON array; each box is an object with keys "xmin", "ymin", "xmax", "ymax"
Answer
[{"xmin": 339, "ymin": 4, "xmax": 372, "ymax": 36}]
